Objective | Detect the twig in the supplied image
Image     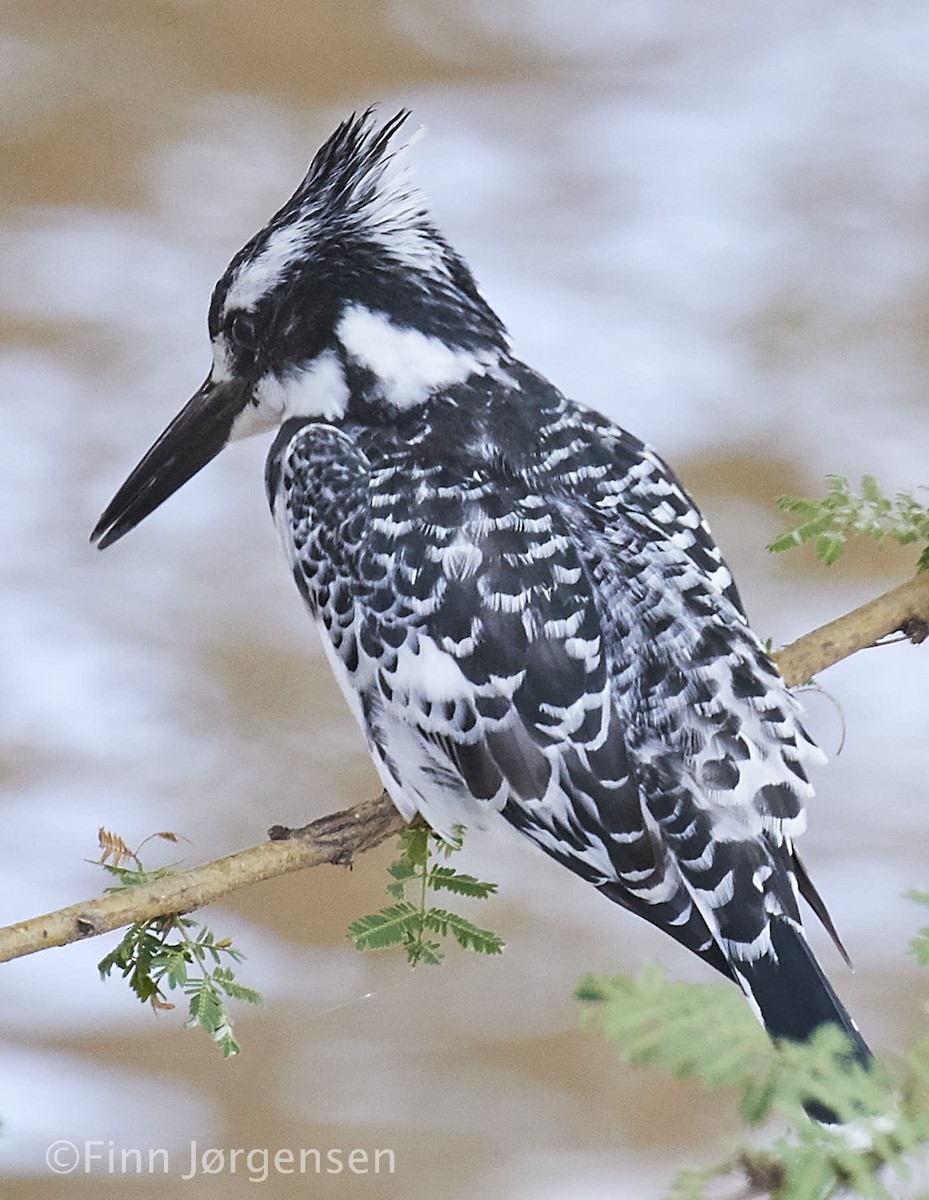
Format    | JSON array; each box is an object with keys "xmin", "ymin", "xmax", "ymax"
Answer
[
  {"xmin": 774, "ymin": 570, "xmax": 929, "ymax": 686},
  {"xmin": 0, "ymin": 793, "xmax": 403, "ymax": 965},
  {"xmin": 0, "ymin": 572, "xmax": 926, "ymax": 966}
]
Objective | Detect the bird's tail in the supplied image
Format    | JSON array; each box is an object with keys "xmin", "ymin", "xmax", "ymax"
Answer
[{"xmin": 734, "ymin": 917, "xmax": 871, "ymax": 1123}]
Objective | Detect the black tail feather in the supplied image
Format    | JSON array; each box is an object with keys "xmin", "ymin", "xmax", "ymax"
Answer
[
  {"xmin": 739, "ymin": 918, "xmax": 870, "ymax": 1063},
  {"xmin": 736, "ymin": 918, "xmax": 871, "ymax": 1123},
  {"xmin": 793, "ymin": 851, "xmax": 853, "ymax": 969}
]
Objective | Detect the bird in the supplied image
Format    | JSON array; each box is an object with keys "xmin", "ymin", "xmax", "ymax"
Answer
[{"xmin": 92, "ymin": 108, "xmax": 870, "ymax": 1085}]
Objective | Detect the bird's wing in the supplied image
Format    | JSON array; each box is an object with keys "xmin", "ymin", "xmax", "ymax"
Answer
[
  {"xmin": 529, "ymin": 399, "xmax": 833, "ymax": 963},
  {"xmin": 427, "ymin": 466, "xmax": 828, "ymax": 972},
  {"xmin": 379, "ymin": 457, "xmax": 752, "ymax": 976},
  {"xmin": 558, "ymin": 488, "xmax": 824, "ymax": 962}
]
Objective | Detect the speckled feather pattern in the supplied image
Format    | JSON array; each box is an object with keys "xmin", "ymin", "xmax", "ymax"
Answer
[{"xmin": 268, "ymin": 362, "xmax": 826, "ymax": 983}]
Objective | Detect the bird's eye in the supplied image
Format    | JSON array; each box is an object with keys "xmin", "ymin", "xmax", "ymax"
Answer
[{"xmin": 228, "ymin": 312, "xmax": 260, "ymax": 352}]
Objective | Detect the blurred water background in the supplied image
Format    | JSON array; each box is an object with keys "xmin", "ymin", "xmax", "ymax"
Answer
[{"xmin": 1, "ymin": 3, "xmax": 927, "ymax": 1197}]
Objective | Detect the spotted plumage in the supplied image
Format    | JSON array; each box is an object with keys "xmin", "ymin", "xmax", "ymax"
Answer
[{"xmin": 93, "ymin": 109, "xmax": 870, "ymax": 1086}]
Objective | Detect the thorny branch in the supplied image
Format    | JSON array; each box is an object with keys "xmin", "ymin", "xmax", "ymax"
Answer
[{"xmin": 0, "ymin": 570, "xmax": 926, "ymax": 967}]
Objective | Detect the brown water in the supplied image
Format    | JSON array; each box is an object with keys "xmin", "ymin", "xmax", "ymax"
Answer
[{"xmin": 2, "ymin": 3, "xmax": 928, "ymax": 1197}]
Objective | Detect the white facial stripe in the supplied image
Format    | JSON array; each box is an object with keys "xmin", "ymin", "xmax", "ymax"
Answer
[
  {"xmin": 210, "ymin": 334, "xmax": 234, "ymax": 383},
  {"xmin": 227, "ymin": 349, "xmax": 350, "ymax": 443},
  {"xmin": 337, "ymin": 304, "xmax": 496, "ymax": 409},
  {"xmin": 223, "ymin": 224, "xmax": 310, "ymax": 313}
]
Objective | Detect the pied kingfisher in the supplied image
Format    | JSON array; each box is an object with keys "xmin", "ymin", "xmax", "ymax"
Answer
[{"xmin": 92, "ymin": 109, "xmax": 869, "ymax": 1075}]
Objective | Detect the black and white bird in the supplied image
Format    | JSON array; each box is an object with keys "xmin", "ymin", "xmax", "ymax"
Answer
[{"xmin": 92, "ymin": 109, "xmax": 869, "ymax": 1073}]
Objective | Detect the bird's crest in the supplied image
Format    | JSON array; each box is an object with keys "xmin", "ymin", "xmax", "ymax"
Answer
[
  {"xmin": 294, "ymin": 107, "xmax": 425, "ymax": 235},
  {"xmin": 221, "ymin": 109, "xmax": 442, "ymax": 314}
]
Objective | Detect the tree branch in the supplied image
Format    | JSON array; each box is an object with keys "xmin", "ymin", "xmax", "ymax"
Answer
[
  {"xmin": 774, "ymin": 569, "xmax": 929, "ymax": 686},
  {"xmin": 0, "ymin": 571, "xmax": 925, "ymax": 967},
  {"xmin": 0, "ymin": 793, "xmax": 403, "ymax": 965}
]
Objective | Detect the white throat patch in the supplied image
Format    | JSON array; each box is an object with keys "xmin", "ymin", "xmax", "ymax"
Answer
[
  {"xmin": 228, "ymin": 349, "xmax": 349, "ymax": 442},
  {"xmin": 337, "ymin": 304, "xmax": 498, "ymax": 409}
]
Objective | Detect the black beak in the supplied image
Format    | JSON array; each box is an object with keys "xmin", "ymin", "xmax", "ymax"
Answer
[{"xmin": 91, "ymin": 375, "xmax": 250, "ymax": 549}]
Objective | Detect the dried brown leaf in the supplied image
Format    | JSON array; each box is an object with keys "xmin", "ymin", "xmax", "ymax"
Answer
[{"xmin": 97, "ymin": 827, "xmax": 138, "ymax": 868}]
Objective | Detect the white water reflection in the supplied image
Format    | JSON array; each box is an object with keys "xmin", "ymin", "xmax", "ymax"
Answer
[{"xmin": 0, "ymin": 1045, "xmax": 220, "ymax": 1174}]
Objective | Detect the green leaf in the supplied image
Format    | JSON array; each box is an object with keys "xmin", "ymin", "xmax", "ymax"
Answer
[
  {"xmin": 347, "ymin": 823, "xmax": 504, "ymax": 967},
  {"xmin": 387, "ymin": 861, "xmax": 417, "ymax": 883},
  {"xmin": 187, "ymin": 979, "xmax": 224, "ymax": 1032},
  {"xmin": 184, "ymin": 981, "xmax": 243, "ymax": 1057},
  {"xmin": 386, "ymin": 860, "xmax": 417, "ymax": 899},
  {"xmin": 100, "ymin": 863, "xmax": 176, "ymax": 893},
  {"xmin": 435, "ymin": 824, "xmax": 466, "ymax": 855},
  {"xmin": 213, "ymin": 1026, "xmax": 241, "ymax": 1058},
  {"xmin": 346, "ymin": 903, "xmax": 421, "ymax": 950},
  {"xmin": 768, "ymin": 475, "xmax": 929, "ymax": 568},
  {"xmin": 905, "ymin": 890, "xmax": 929, "ymax": 967},
  {"xmin": 94, "ymin": 835, "xmax": 261, "ymax": 1054},
  {"xmin": 405, "ymin": 938, "xmax": 444, "ymax": 967},
  {"xmin": 579, "ymin": 966, "xmax": 770, "ymax": 1090},
  {"xmin": 911, "ymin": 930, "xmax": 929, "ymax": 968},
  {"xmin": 780, "ymin": 1150, "xmax": 838, "ymax": 1200},
  {"xmin": 739, "ymin": 1069, "xmax": 779, "ymax": 1124},
  {"xmin": 427, "ymin": 865, "xmax": 498, "ymax": 898},
  {"xmin": 579, "ymin": 966, "xmax": 929, "ymax": 1200},
  {"xmin": 815, "ymin": 531, "xmax": 847, "ymax": 566},
  {"xmin": 578, "ymin": 968, "xmax": 901, "ymax": 1131},
  {"xmin": 575, "ymin": 973, "xmax": 612, "ymax": 1003},
  {"xmin": 421, "ymin": 907, "xmax": 505, "ymax": 955},
  {"xmin": 669, "ymin": 1165, "xmax": 714, "ymax": 1200},
  {"xmin": 396, "ymin": 823, "xmax": 431, "ymax": 867},
  {"xmin": 161, "ymin": 947, "xmax": 190, "ymax": 988},
  {"xmin": 215, "ymin": 977, "xmax": 263, "ymax": 1007}
]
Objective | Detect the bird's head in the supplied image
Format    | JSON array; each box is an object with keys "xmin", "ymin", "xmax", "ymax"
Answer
[{"xmin": 91, "ymin": 108, "xmax": 508, "ymax": 548}]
